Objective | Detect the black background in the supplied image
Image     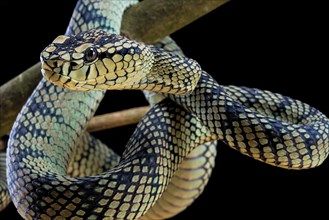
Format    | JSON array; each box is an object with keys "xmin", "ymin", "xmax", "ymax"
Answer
[{"xmin": 1, "ymin": 0, "xmax": 328, "ymax": 219}]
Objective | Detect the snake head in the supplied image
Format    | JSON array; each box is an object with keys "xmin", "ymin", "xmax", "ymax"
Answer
[{"xmin": 40, "ymin": 29, "xmax": 153, "ymax": 91}]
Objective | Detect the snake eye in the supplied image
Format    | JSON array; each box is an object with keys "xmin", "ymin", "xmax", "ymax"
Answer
[{"xmin": 84, "ymin": 47, "xmax": 98, "ymax": 63}]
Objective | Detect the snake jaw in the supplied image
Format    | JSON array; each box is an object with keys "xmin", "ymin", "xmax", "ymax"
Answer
[
  {"xmin": 40, "ymin": 61, "xmax": 54, "ymax": 81},
  {"xmin": 41, "ymin": 56, "xmax": 149, "ymax": 91}
]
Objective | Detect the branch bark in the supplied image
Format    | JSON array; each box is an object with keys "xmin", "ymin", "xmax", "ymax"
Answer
[
  {"xmin": 121, "ymin": 0, "xmax": 230, "ymax": 43},
  {"xmin": 87, "ymin": 106, "xmax": 150, "ymax": 133},
  {"xmin": 0, "ymin": 0, "xmax": 230, "ymax": 137},
  {"xmin": 0, "ymin": 63, "xmax": 42, "ymax": 136}
]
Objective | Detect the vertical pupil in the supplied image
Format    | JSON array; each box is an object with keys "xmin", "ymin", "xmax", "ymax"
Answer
[
  {"xmin": 88, "ymin": 49, "xmax": 94, "ymax": 58},
  {"xmin": 85, "ymin": 47, "xmax": 97, "ymax": 61}
]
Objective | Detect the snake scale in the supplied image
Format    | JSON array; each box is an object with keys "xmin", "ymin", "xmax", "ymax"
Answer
[{"xmin": 1, "ymin": 0, "xmax": 329, "ymax": 219}]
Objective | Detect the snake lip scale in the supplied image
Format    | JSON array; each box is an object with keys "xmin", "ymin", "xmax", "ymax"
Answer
[{"xmin": 41, "ymin": 62, "xmax": 144, "ymax": 91}]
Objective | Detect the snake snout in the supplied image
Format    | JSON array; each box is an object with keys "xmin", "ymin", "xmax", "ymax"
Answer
[{"xmin": 40, "ymin": 61, "xmax": 54, "ymax": 82}]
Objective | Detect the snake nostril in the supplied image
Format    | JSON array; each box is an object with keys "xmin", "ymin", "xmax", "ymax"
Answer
[{"xmin": 71, "ymin": 62, "xmax": 79, "ymax": 70}]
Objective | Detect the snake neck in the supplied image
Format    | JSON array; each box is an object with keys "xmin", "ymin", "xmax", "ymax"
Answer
[{"xmin": 132, "ymin": 46, "xmax": 202, "ymax": 95}]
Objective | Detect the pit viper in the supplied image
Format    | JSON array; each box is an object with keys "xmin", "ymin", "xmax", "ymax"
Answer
[{"xmin": 1, "ymin": 0, "xmax": 329, "ymax": 219}]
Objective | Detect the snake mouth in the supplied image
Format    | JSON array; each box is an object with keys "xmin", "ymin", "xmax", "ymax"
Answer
[
  {"xmin": 41, "ymin": 62, "xmax": 76, "ymax": 90},
  {"xmin": 41, "ymin": 62, "xmax": 147, "ymax": 91}
]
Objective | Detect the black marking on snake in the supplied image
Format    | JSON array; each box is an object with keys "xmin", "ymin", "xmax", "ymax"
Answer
[
  {"xmin": 100, "ymin": 59, "xmax": 109, "ymax": 73},
  {"xmin": 134, "ymin": 47, "xmax": 142, "ymax": 54},
  {"xmin": 118, "ymin": 47, "xmax": 128, "ymax": 56},
  {"xmin": 99, "ymin": 51, "xmax": 108, "ymax": 60},
  {"xmin": 85, "ymin": 65, "xmax": 91, "ymax": 80},
  {"xmin": 63, "ymin": 78, "xmax": 72, "ymax": 86},
  {"xmin": 95, "ymin": 64, "xmax": 100, "ymax": 78}
]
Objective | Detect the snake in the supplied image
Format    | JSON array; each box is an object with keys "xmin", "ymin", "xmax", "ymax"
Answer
[
  {"xmin": 2, "ymin": 0, "xmax": 329, "ymax": 219},
  {"xmin": 3, "ymin": 1, "xmax": 216, "ymax": 219}
]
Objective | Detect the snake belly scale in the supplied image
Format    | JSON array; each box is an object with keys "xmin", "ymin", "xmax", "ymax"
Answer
[{"xmin": 2, "ymin": 0, "xmax": 329, "ymax": 219}]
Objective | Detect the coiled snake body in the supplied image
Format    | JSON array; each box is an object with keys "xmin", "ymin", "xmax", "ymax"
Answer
[{"xmin": 2, "ymin": 0, "xmax": 329, "ymax": 219}]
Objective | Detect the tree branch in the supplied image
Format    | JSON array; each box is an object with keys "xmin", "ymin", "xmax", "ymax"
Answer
[
  {"xmin": 0, "ymin": 63, "xmax": 42, "ymax": 136},
  {"xmin": 87, "ymin": 106, "xmax": 150, "ymax": 133},
  {"xmin": 0, "ymin": 0, "xmax": 230, "ymax": 137},
  {"xmin": 121, "ymin": 0, "xmax": 230, "ymax": 43}
]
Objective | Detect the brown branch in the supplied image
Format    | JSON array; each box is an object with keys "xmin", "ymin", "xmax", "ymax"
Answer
[
  {"xmin": 0, "ymin": 63, "xmax": 42, "ymax": 136},
  {"xmin": 0, "ymin": 0, "xmax": 230, "ymax": 137},
  {"xmin": 121, "ymin": 0, "xmax": 230, "ymax": 43},
  {"xmin": 87, "ymin": 106, "xmax": 150, "ymax": 133}
]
